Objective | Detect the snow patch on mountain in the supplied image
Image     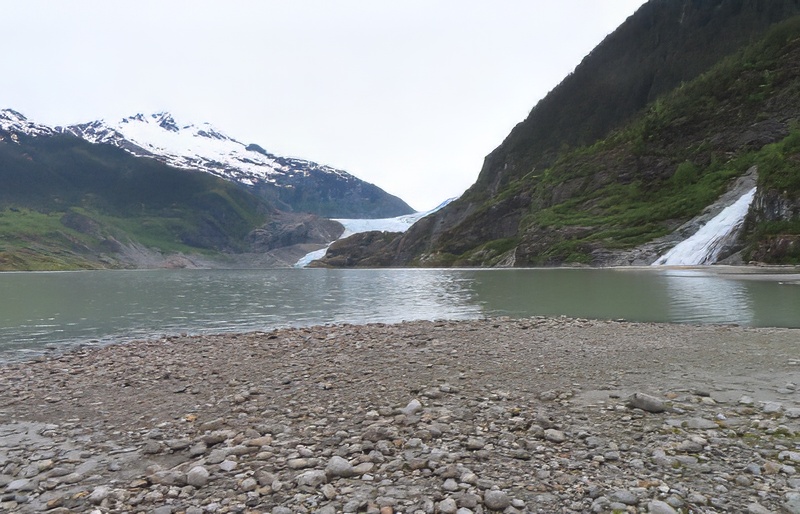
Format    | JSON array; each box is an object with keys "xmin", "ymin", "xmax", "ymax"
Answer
[
  {"xmin": 59, "ymin": 112, "xmax": 354, "ymax": 188},
  {"xmin": 1, "ymin": 108, "xmax": 414, "ymax": 218},
  {"xmin": 0, "ymin": 109, "xmax": 55, "ymax": 138}
]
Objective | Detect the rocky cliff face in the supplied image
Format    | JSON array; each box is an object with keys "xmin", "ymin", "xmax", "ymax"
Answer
[
  {"xmin": 327, "ymin": 1, "xmax": 800, "ymax": 268},
  {"xmin": 753, "ymin": 189, "xmax": 800, "ymax": 223},
  {"xmin": 247, "ymin": 213, "xmax": 343, "ymax": 252},
  {"xmin": 745, "ymin": 189, "xmax": 800, "ymax": 263}
]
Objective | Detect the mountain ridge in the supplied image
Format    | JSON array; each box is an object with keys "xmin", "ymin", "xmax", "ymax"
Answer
[
  {"xmin": 61, "ymin": 111, "xmax": 415, "ymax": 219},
  {"xmin": 2, "ymin": 109, "xmax": 413, "ymax": 219}
]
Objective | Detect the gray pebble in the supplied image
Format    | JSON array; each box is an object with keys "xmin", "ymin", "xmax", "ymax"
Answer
[
  {"xmin": 627, "ymin": 392, "xmax": 666, "ymax": 413},
  {"xmin": 296, "ymin": 469, "xmax": 327, "ymax": 488},
  {"xmin": 186, "ymin": 465, "xmax": 209, "ymax": 487},
  {"xmin": 648, "ymin": 500, "xmax": 678, "ymax": 514},
  {"xmin": 437, "ymin": 497, "xmax": 458, "ymax": 514},
  {"xmin": 544, "ymin": 429, "xmax": 566, "ymax": 443},
  {"xmin": 326, "ymin": 455, "xmax": 355, "ymax": 478},
  {"xmin": 484, "ymin": 490, "xmax": 510, "ymax": 511}
]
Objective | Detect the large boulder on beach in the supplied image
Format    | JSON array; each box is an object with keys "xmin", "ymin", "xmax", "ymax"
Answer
[{"xmin": 627, "ymin": 392, "xmax": 666, "ymax": 413}]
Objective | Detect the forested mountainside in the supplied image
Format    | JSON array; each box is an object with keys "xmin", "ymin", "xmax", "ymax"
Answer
[
  {"xmin": 0, "ymin": 131, "xmax": 342, "ymax": 270},
  {"xmin": 316, "ymin": 0, "xmax": 800, "ymax": 268},
  {"xmin": 60, "ymin": 112, "xmax": 413, "ymax": 219}
]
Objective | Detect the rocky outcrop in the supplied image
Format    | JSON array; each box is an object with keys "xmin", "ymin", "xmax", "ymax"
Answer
[
  {"xmin": 748, "ymin": 234, "xmax": 800, "ymax": 263},
  {"xmin": 247, "ymin": 213, "xmax": 343, "ymax": 252},
  {"xmin": 751, "ymin": 189, "xmax": 800, "ymax": 223},
  {"xmin": 745, "ymin": 188, "xmax": 800, "ymax": 263},
  {"xmin": 311, "ymin": 231, "xmax": 401, "ymax": 268}
]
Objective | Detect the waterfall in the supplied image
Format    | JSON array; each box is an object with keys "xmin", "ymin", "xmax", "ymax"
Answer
[{"xmin": 652, "ymin": 187, "xmax": 757, "ymax": 266}]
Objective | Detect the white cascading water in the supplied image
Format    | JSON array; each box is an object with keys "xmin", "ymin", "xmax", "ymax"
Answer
[{"xmin": 652, "ymin": 187, "xmax": 757, "ymax": 265}]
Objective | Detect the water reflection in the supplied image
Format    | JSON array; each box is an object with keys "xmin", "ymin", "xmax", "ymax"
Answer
[
  {"xmin": 0, "ymin": 267, "xmax": 798, "ymax": 361},
  {"xmin": 470, "ymin": 269, "xmax": 675, "ymax": 322},
  {"xmin": 658, "ymin": 269, "xmax": 754, "ymax": 325}
]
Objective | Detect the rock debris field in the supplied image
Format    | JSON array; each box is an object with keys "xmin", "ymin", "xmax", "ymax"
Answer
[{"xmin": 1, "ymin": 317, "xmax": 799, "ymax": 513}]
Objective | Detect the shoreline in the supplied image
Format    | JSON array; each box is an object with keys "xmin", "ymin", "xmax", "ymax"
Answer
[
  {"xmin": 2, "ymin": 264, "xmax": 799, "ymax": 365},
  {"xmin": 1, "ymin": 317, "xmax": 799, "ymax": 513}
]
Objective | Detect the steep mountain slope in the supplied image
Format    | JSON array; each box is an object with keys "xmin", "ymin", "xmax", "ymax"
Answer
[
  {"xmin": 472, "ymin": 0, "xmax": 800, "ymax": 199},
  {"xmin": 0, "ymin": 117, "xmax": 348, "ymax": 270},
  {"xmin": 58, "ymin": 112, "xmax": 413, "ymax": 219},
  {"xmin": 0, "ymin": 122, "xmax": 273, "ymax": 269},
  {"xmin": 337, "ymin": 0, "xmax": 800, "ymax": 267}
]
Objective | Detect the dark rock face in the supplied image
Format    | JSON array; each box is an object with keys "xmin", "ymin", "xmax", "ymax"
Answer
[
  {"xmin": 247, "ymin": 213, "xmax": 344, "ymax": 252},
  {"xmin": 311, "ymin": 231, "xmax": 401, "ymax": 268},
  {"xmin": 746, "ymin": 189, "xmax": 800, "ymax": 263},
  {"xmin": 748, "ymin": 234, "xmax": 800, "ymax": 263},
  {"xmin": 60, "ymin": 211, "xmax": 102, "ymax": 236},
  {"xmin": 752, "ymin": 190, "xmax": 800, "ymax": 223},
  {"xmin": 470, "ymin": 0, "xmax": 800, "ymax": 199},
  {"xmin": 252, "ymin": 167, "xmax": 413, "ymax": 219}
]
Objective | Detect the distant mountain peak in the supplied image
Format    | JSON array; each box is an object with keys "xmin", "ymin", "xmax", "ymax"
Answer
[
  {"xmin": 0, "ymin": 108, "xmax": 55, "ymax": 137},
  {"xmin": 154, "ymin": 112, "xmax": 180, "ymax": 132},
  {"xmin": 0, "ymin": 108, "xmax": 26, "ymax": 123}
]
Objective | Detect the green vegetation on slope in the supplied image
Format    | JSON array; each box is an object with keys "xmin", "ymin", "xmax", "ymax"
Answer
[
  {"xmin": 469, "ymin": 0, "xmax": 800, "ymax": 198},
  {"xmin": 0, "ymin": 132, "xmax": 270, "ymax": 270},
  {"xmin": 415, "ymin": 16, "xmax": 800, "ymax": 267}
]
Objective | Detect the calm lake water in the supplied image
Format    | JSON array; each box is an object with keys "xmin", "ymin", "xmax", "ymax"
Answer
[{"xmin": 0, "ymin": 267, "xmax": 798, "ymax": 361}]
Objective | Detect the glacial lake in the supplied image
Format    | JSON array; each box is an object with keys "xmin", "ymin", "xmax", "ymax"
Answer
[{"xmin": 0, "ymin": 267, "xmax": 798, "ymax": 362}]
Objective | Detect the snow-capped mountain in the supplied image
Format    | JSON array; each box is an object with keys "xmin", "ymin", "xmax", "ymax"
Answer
[
  {"xmin": 0, "ymin": 109, "xmax": 56, "ymax": 138},
  {"xmin": 60, "ymin": 112, "xmax": 353, "ymax": 188},
  {"xmin": 1, "ymin": 109, "xmax": 413, "ymax": 218}
]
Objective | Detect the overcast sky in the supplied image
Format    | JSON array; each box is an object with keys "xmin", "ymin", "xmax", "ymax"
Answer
[{"xmin": 5, "ymin": 0, "xmax": 646, "ymax": 212}]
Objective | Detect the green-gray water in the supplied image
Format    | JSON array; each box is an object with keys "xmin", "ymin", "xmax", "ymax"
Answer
[{"xmin": 1, "ymin": 268, "xmax": 798, "ymax": 361}]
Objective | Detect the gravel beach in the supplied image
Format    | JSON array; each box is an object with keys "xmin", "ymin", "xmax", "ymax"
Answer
[{"xmin": 1, "ymin": 317, "xmax": 799, "ymax": 513}]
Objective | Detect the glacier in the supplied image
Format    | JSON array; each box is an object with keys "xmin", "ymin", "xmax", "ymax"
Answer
[
  {"xmin": 294, "ymin": 199, "xmax": 455, "ymax": 267},
  {"xmin": 652, "ymin": 187, "xmax": 757, "ymax": 266}
]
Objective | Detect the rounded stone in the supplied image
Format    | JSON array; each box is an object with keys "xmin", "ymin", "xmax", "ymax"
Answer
[
  {"xmin": 326, "ymin": 455, "xmax": 355, "ymax": 478},
  {"xmin": 402, "ymin": 398, "xmax": 423, "ymax": 416},
  {"xmin": 465, "ymin": 437, "xmax": 486, "ymax": 450},
  {"xmin": 88, "ymin": 485, "xmax": 110, "ymax": 505},
  {"xmin": 296, "ymin": 469, "xmax": 327, "ymax": 488},
  {"xmin": 443, "ymin": 478, "xmax": 459, "ymax": 491},
  {"xmin": 610, "ymin": 489, "xmax": 638, "ymax": 505},
  {"xmin": 240, "ymin": 477, "xmax": 257, "ymax": 491},
  {"xmin": 437, "ymin": 498, "xmax": 458, "ymax": 514},
  {"xmin": 218, "ymin": 460, "xmax": 237, "ymax": 472},
  {"xmin": 484, "ymin": 490, "xmax": 510, "ymax": 511},
  {"xmin": 648, "ymin": 500, "xmax": 679, "ymax": 514},
  {"xmin": 544, "ymin": 429, "xmax": 566, "ymax": 443},
  {"xmin": 6, "ymin": 479, "xmax": 36, "ymax": 492},
  {"xmin": 627, "ymin": 392, "xmax": 666, "ymax": 413},
  {"xmin": 186, "ymin": 466, "xmax": 209, "ymax": 488}
]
